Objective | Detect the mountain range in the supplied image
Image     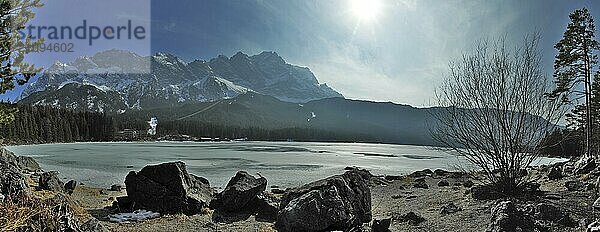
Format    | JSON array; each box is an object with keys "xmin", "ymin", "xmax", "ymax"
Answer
[
  {"xmin": 115, "ymin": 93, "xmax": 436, "ymax": 145},
  {"xmin": 15, "ymin": 49, "xmax": 554, "ymax": 146},
  {"xmin": 19, "ymin": 50, "xmax": 342, "ymax": 112}
]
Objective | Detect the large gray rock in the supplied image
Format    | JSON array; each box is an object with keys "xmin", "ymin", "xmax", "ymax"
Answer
[
  {"xmin": 394, "ymin": 211, "xmax": 425, "ymax": 225},
  {"xmin": 0, "ymin": 161, "xmax": 30, "ymax": 195},
  {"xmin": 437, "ymin": 179, "xmax": 450, "ymax": 187},
  {"xmin": 276, "ymin": 170, "xmax": 371, "ymax": 232},
  {"xmin": 210, "ymin": 171, "xmax": 267, "ymax": 212},
  {"xmin": 80, "ymin": 218, "xmax": 109, "ymax": 232},
  {"xmin": 534, "ymin": 203, "xmax": 566, "ymax": 222},
  {"xmin": 0, "ymin": 148, "xmax": 33, "ymax": 196},
  {"xmin": 574, "ymin": 157, "xmax": 597, "ymax": 175},
  {"xmin": 440, "ymin": 202, "xmax": 462, "ymax": 215},
  {"xmin": 565, "ymin": 180, "xmax": 587, "ymax": 191},
  {"xmin": 408, "ymin": 169, "xmax": 433, "ymax": 178},
  {"xmin": 64, "ymin": 180, "xmax": 77, "ymax": 194},
  {"xmin": 124, "ymin": 161, "xmax": 213, "ymax": 215},
  {"xmin": 16, "ymin": 156, "xmax": 41, "ymax": 172},
  {"xmin": 547, "ymin": 165, "xmax": 562, "ymax": 180},
  {"xmin": 487, "ymin": 201, "xmax": 536, "ymax": 232},
  {"xmin": 39, "ymin": 171, "xmax": 65, "ymax": 192},
  {"xmin": 0, "ymin": 148, "xmax": 41, "ymax": 173},
  {"xmin": 251, "ymin": 192, "xmax": 279, "ymax": 222},
  {"xmin": 0, "ymin": 147, "xmax": 17, "ymax": 164},
  {"xmin": 45, "ymin": 193, "xmax": 80, "ymax": 231},
  {"xmin": 463, "ymin": 180, "xmax": 475, "ymax": 188},
  {"xmin": 372, "ymin": 217, "xmax": 392, "ymax": 232}
]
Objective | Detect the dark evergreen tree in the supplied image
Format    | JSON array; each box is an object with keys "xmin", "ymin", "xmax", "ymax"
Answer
[
  {"xmin": 550, "ymin": 8, "xmax": 600, "ymax": 157},
  {"xmin": 0, "ymin": 104, "xmax": 116, "ymax": 144},
  {"xmin": 567, "ymin": 74, "xmax": 600, "ymax": 154},
  {"xmin": 0, "ymin": 0, "xmax": 43, "ymax": 125}
]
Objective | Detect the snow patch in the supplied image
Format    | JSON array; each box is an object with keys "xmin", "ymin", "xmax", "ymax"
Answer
[
  {"xmin": 214, "ymin": 77, "xmax": 251, "ymax": 94},
  {"xmin": 108, "ymin": 210, "xmax": 160, "ymax": 223}
]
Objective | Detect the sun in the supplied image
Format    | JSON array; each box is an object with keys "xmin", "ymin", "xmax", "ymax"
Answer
[{"xmin": 350, "ymin": 0, "xmax": 382, "ymax": 21}]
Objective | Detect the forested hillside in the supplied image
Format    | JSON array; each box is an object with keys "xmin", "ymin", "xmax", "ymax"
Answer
[{"xmin": 0, "ymin": 103, "xmax": 115, "ymax": 144}]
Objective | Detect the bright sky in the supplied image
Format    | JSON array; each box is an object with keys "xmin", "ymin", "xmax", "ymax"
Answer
[{"xmin": 2, "ymin": 0, "xmax": 600, "ymax": 107}]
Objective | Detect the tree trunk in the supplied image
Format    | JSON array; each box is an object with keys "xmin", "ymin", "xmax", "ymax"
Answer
[{"xmin": 585, "ymin": 47, "xmax": 593, "ymax": 159}]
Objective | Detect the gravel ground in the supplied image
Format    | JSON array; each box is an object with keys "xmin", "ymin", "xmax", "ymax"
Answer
[{"xmin": 65, "ymin": 168, "xmax": 599, "ymax": 232}]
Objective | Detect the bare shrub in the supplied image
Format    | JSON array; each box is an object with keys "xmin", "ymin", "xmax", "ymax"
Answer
[{"xmin": 432, "ymin": 35, "xmax": 566, "ymax": 195}]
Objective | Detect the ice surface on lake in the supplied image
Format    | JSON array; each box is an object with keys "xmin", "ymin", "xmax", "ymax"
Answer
[{"xmin": 6, "ymin": 142, "xmax": 567, "ymax": 189}]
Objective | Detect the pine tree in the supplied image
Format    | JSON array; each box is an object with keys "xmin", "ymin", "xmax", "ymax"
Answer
[
  {"xmin": 550, "ymin": 8, "xmax": 600, "ymax": 157},
  {"xmin": 568, "ymin": 74, "xmax": 600, "ymax": 154},
  {"xmin": 0, "ymin": 0, "xmax": 43, "ymax": 126}
]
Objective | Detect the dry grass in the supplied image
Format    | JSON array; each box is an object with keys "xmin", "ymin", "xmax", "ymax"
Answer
[{"xmin": 0, "ymin": 193, "xmax": 89, "ymax": 232}]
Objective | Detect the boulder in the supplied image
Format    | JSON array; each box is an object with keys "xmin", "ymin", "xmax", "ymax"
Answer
[
  {"xmin": 434, "ymin": 169, "xmax": 451, "ymax": 177},
  {"xmin": 448, "ymin": 171, "xmax": 469, "ymax": 179},
  {"xmin": 487, "ymin": 201, "xmax": 536, "ymax": 232},
  {"xmin": 408, "ymin": 169, "xmax": 433, "ymax": 178},
  {"xmin": 276, "ymin": 170, "xmax": 371, "ymax": 232},
  {"xmin": 565, "ymin": 180, "xmax": 587, "ymax": 191},
  {"xmin": 16, "ymin": 156, "xmax": 41, "ymax": 173},
  {"xmin": 440, "ymin": 202, "xmax": 462, "ymax": 215},
  {"xmin": 344, "ymin": 166, "xmax": 388, "ymax": 186},
  {"xmin": 271, "ymin": 188, "xmax": 285, "ymax": 194},
  {"xmin": 0, "ymin": 161, "xmax": 30, "ymax": 195},
  {"xmin": 463, "ymin": 180, "xmax": 474, "ymax": 188},
  {"xmin": 251, "ymin": 192, "xmax": 279, "ymax": 222},
  {"xmin": 437, "ymin": 179, "xmax": 450, "ymax": 187},
  {"xmin": 0, "ymin": 147, "xmax": 17, "ymax": 164},
  {"xmin": 534, "ymin": 203, "xmax": 566, "ymax": 222},
  {"xmin": 0, "ymin": 148, "xmax": 41, "ymax": 173},
  {"xmin": 44, "ymin": 193, "xmax": 81, "ymax": 231},
  {"xmin": 80, "ymin": 218, "xmax": 109, "ymax": 232},
  {"xmin": 372, "ymin": 217, "xmax": 392, "ymax": 232},
  {"xmin": 64, "ymin": 180, "xmax": 77, "ymax": 194},
  {"xmin": 394, "ymin": 212, "xmax": 425, "ymax": 225},
  {"xmin": 113, "ymin": 196, "xmax": 134, "ymax": 213},
  {"xmin": 384, "ymin": 175, "xmax": 402, "ymax": 181},
  {"xmin": 110, "ymin": 184, "xmax": 122, "ymax": 191},
  {"xmin": 547, "ymin": 166, "xmax": 562, "ymax": 180},
  {"xmin": 574, "ymin": 157, "xmax": 597, "ymax": 175},
  {"xmin": 413, "ymin": 180, "xmax": 429, "ymax": 189},
  {"xmin": 39, "ymin": 171, "xmax": 65, "ymax": 192},
  {"xmin": 210, "ymin": 171, "xmax": 267, "ymax": 212},
  {"xmin": 471, "ymin": 185, "xmax": 501, "ymax": 200},
  {"xmin": 124, "ymin": 161, "xmax": 213, "ymax": 215},
  {"xmin": 521, "ymin": 182, "xmax": 541, "ymax": 194}
]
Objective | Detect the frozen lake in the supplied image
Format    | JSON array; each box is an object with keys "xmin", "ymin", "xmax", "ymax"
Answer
[{"xmin": 6, "ymin": 142, "xmax": 566, "ymax": 189}]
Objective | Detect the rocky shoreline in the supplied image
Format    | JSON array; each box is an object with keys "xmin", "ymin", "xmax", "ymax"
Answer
[{"xmin": 1, "ymin": 146, "xmax": 599, "ymax": 231}]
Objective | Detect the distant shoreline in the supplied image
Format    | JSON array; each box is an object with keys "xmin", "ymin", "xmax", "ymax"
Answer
[{"xmin": 3, "ymin": 139, "xmax": 440, "ymax": 149}]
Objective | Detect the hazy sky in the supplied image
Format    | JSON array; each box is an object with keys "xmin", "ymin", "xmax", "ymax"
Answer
[
  {"xmin": 3, "ymin": 0, "xmax": 600, "ymax": 106},
  {"xmin": 150, "ymin": 0, "xmax": 600, "ymax": 106}
]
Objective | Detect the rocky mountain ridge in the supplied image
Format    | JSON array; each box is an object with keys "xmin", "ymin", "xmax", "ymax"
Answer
[{"xmin": 19, "ymin": 50, "xmax": 342, "ymax": 112}]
